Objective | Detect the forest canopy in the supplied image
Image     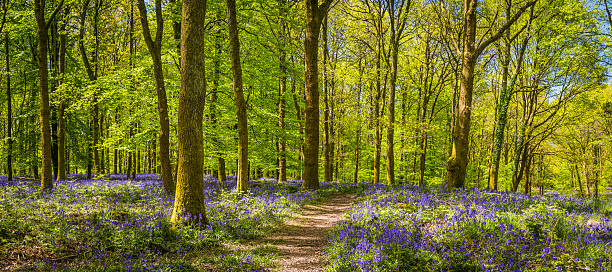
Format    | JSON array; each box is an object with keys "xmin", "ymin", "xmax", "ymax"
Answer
[{"xmin": 0, "ymin": 0, "xmax": 610, "ymax": 196}]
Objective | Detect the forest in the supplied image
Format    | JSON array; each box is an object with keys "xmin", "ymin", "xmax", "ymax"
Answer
[{"xmin": 1, "ymin": 0, "xmax": 612, "ymax": 271}]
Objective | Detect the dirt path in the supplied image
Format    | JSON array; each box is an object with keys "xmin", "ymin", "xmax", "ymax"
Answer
[{"xmin": 265, "ymin": 193, "xmax": 355, "ymax": 272}]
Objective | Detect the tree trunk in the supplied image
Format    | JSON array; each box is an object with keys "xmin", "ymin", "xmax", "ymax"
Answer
[
  {"xmin": 226, "ymin": 0, "xmax": 248, "ymax": 192},
  {"xmin": 302, "ymin": 0, "xmax": 332, "ymax": 189},
  {"xmin": 446, "ymin": 0, "xmax": 477, "ymax": 188},
  {"xmin": 35, "ymin": 0, "xmax": 64, "ymax": 190},
  {"xmin": 5, "ymin": 32, "xmax": 12, "ymax": 181},
  {"xmin": 57, "ymin": 14, "xmax": 67, "ymax": 180},
  {"xmin": 171, "ymin": 0, "xmax": 208, "ymax": 225},
  {"xmin": 447, "ymin": 0, "xmax": 533, "ymax": 188},
  {"xmin": 210, "ymin": 19, "xmax": 226, "ymax": 183},
  {"xmin": 322, "ymin": 16, "xmax": 332, "ymax": 183},
  {"xmin": 136, "ymin": 0, "xmax": 174, "ymax": 195},
  {"xmin": 292, "ymin": 68, "xmax": 304, "ymax": 179},
  {"xmin": 277, "ymin": 4, "xmax": 288, "ymax": 183},
  {"xmin": 386, "ymin": 7, "xmax": 399, "ymax": 186},
  {"xmin": 79, "ymin": 0, "xmax": 100, "ymax": 177}
]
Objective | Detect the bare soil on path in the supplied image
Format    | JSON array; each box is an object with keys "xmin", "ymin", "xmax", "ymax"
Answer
[{"xmin": 264, "ymin": 193, "xmax": 355, "ymax": 272}]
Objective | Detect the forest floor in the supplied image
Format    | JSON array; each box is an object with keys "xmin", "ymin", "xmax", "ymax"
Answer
[{"xmin": 261, "ymin": 193, "xmax": 355, "ymax": 272}]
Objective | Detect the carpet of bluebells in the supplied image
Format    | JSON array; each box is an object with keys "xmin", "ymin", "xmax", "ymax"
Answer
[
  {"xmin": 326, "ymin": 185, "xmax": 612, "ymax": 271},
  {"xmin": 0, "ymin": 174, "xmax": 322, "ymax": 271}
]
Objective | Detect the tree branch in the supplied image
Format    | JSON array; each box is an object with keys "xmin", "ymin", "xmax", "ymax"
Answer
[{"xmin": 475, "ymin": 0, "xmax": 536, "ymax": 57}]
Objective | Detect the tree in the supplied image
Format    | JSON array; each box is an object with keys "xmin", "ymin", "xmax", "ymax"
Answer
[
  {"xmin": 78, "ymin": 0, "xmax": 101, "ymax": 178},
  {"xmin": 136, "ymin": 0, "xmax": 174, "ymax": 195},
  {"xmin": 446, "ymin": 0, "xmax": 535, "ymax": 188},
  {"xmin": 5, "ymin": 32, "xmax": 11, "ymax": 182},
  {"xmin": 385, "ymin": 0, "xmax": 410, "ymax": 185},
  {"xmin": 302, "ymin": 0, "xmax": 334, "ymax": 190},
  {"xmin": 56, "ymin": 7, "xmax": 68, "ymax": 181},
  {"xmin": 34, "ymin": 0, "xmax": 64, "ymax": 190},
  {"xmin": 226, "ymin": 0, "xmax": 248, "ymax": 192},
  {"xmin": 487, "ymin": 5, "xmax": 534, "ymax": 190},
  {"xmin": 171, "ymin": 0, "xmax": 207, "ymax": 225}
]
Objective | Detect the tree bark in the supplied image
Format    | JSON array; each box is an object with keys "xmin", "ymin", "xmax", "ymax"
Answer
[
  {"xmin": 35, "ymin": 0, "xmax": 64, "ymax": 189},
  {"xmin": 57, "ymin": 10, "xmax": 67, "ymax": 180},
  {"xmin": 302, "ymin": 0, "xmax": 333, "ymax": 189},
  {"xmin": 5, "ymin": 32, "xmax": 12, "ymax": 181},
  {"xmin": 277, "ymin": 2, "xmax": 288, "ymax": 183},
  {"xmin": 136, "ymin": 0, "xmax": 174, "ymax": 195},
  {"xmin": 226, "ymin": 0, "xmax": 249, "ymax": 192},
  {"xmin": 171, "ymin": 0, "xmax": 208, "ymax": 225},
  {"xmin": 209, "ymin": 20, "xmax": 226, "ymax": 183},
  {"xmin": 322, "ymin": 16, "xmax": 332, "ymax": 183}
]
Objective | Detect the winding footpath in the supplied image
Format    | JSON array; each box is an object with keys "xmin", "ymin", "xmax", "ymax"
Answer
[{"xmin": 264, "ymin": 193, "xmax": 355, "ymax": 272}]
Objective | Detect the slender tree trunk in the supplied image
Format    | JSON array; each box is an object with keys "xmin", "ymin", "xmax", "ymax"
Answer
[
  {"xmin": 5, "ymin": 32, "xmax": 12, "ymax": 181},
  {"xmin": 171, "ymin": 0, "xmax": 208, "ymax": 225},
  {"xmin": 278, "ymin": 63, "xmax": 287, "ymax": 182},
  {"xmin": 136, "ymin": 0, "xmax": 174, "ymax": 194},
  {"xmin": 226, "ymin": 0, "xmax": 248, "ymax": 192},
  {"xmin": 386, "ymin": 11, "xmax": 399, "ymax": 186},
  {"xmin": 292, "ymin": 70, "xmax": 304, "ymax": 179},
  {"xmin": 353, "ymin": 62, "xmax": 363, "ymax": 184},
  {"xmin": 99, "ymin": 113, "xmax": 105, "ymax": 174},
  {"xmin": 210, "ymin": 19, "xmax": 226, "ymax": 183},
  {"xmin": 593, "ymin": 145, "xmax": 600, "ymax": 199},
  {"xmin": 57, "ymin": 14, "xmax": 67, "ymax": 180},
  {"xmin": 524, "ymin": 153, "xmax": 533, "ymax": 194},
  {"xmin": 277, "ymin": 5, "xmax": 288, "ymax": 183},
  {"xmin": 322, "ymin": 16, "xmax": 332, "ymax": 183}
]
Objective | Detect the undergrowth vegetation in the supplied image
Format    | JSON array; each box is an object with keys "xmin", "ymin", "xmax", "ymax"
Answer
[
  {"xmin": 0, "ymin": 174, "xmax": 326, "ymax": 271},
  {"xmin": 326, "ymin": 185, "xmax": 612, "ymax": 272}
]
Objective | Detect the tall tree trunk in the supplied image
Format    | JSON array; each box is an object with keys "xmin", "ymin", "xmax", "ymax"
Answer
[
  {"xmin": 302, "ymin": 0, "xmax": 333, "ymax": 189},
  {"xmin": 137, "ymin": 0, "xmax": 174, "ymax": 195},
  {"xmin": 322, "ymin": 16, "xmax": 332, "ymax": 183},
  {"xmin": 79, "ymin": 0, "xmax": 100, "ymax": 177},
  {"xmin": 278, "ymin": 57, "xmax": 287, "ymax": 183},
  {"xmin": 386, "ymin": 2, "xmax": 399, "ymax": 186},
  {"xmin": 593, "ymin": 145, "xmax": 600, "ymax": 199},
  {"xmin": 446, "ymin": 0, "xmax": 477, "ymax": 188},
  {"xmin": 226, "ymin": 0, "xmax": 248, "ymax": 192},
  {"xmin": 373, "ymin": 41, "xmax": 382, "ymax": 184},
  {"xmin": 277, "ymin": 3, "xmax": 288, "ymax": 183},
  {"xmin": 57, "ymin": 11, "xmax": 67, "ymax": 180},
  {"xmin": 292, "ymin": 67, "xmax": 304, "ymax": 179},
  {"xmin": 35, "ymin": 0, "xmax": 64, "ymax": 189},
  {"xmin": 171, "ymin": 0, "xmax": 208, "ymax": 225},
  {"xmin": 5, "ymin": 32, "xmax": 12, "ymax": 181},
  {"xmin": 353, "ymin": 61, "xmax": 363, "ymax": 184},
  {"xmin": 209, "ymin": 18, "xmax": 226, "ymax": 183}
]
